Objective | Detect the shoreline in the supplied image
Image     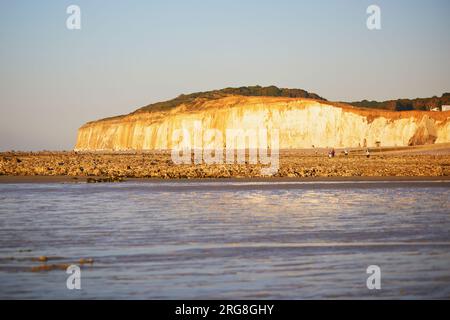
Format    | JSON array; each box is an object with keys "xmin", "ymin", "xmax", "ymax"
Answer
[{"xmin": 1, "ymin": 175, "xmax": 450, "ymax": 184}]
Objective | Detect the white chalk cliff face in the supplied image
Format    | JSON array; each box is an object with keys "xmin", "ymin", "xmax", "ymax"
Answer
[{"xmin": 74, "ymin": 96, "xmax": 450, "ymax": 151}]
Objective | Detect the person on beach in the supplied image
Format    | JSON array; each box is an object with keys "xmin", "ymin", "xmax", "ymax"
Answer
[
  {"xmin": 366, "ymin": 149, "xmax": 370, "ymax": 158},
  {"xmin": 328, "ymin": 148, "xmax": 335, "ymax": 158},
  {"xmin": 344, "ymin": 149, "xmax": 349, "ymax": 156}
]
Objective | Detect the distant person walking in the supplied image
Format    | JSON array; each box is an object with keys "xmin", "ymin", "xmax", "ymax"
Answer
[
  {"xmin": 328, "ymin": 148, "xmax": 335, "ymax": 158},
  {"xmin": 366, "ymin": 149, "xmax": 370, "ymax": 158}
]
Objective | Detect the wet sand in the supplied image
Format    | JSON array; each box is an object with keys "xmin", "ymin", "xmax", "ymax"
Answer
[{"xmin": 1, "ymin": 175, "xmax": 450, "ymax": 184}]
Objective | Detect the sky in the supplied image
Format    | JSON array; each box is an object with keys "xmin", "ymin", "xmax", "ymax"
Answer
[{"xmin": 0, "ymin": 0, "xmax": 449, "ymax": 151}]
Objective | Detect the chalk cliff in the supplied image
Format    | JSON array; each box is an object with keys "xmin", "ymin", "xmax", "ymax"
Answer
[{"xmin": 75, "ymin": 95, "xmax": 450, "ymax": 151}]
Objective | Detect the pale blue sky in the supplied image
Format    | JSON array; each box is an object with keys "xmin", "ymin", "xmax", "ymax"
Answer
[{"xmin": 0, "ymin": 0, "xmax": 449, "ymax": 150}]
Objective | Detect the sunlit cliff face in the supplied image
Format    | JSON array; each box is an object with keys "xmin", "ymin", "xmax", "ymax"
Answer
[{"xmin": 74, "ymin": 96, "xmax": 450, "ymax": 151}]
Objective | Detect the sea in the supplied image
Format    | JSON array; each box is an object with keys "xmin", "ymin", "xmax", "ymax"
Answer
[{"xmin": 0, "ymin": 180, "xmax": 449, "ymax": 299}]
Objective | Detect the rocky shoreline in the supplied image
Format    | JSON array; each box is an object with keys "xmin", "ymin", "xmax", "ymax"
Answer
[{"xmin": 1, "ymin": 148, "xmax": 449, "ymax": 179}]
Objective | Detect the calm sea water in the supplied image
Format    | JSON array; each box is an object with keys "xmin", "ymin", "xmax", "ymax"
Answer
[{"xmin": 0, "ymin": 180, "xmax": 449, "ymax": 299}]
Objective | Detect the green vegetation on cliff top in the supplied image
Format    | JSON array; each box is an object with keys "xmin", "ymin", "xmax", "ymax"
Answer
[
  {"xmin": 94, "ymin": 87, "xmax": 450, "ymax": 124},
  {"xmin": 133, "ymin": 85, "xmax": 325, "ymax": 113},
  {"xmin": 132, "ymin": 85, "xmax": 450, "ymax": 113},
  {"xmin": 347, "ymin": 93, "xmax": 450, "ymax": 111}
]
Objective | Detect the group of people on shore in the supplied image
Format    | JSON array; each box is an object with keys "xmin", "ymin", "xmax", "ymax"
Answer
[{"xmin": 327, "ymin": 148, "xmax": 370, "ymax": 158}]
